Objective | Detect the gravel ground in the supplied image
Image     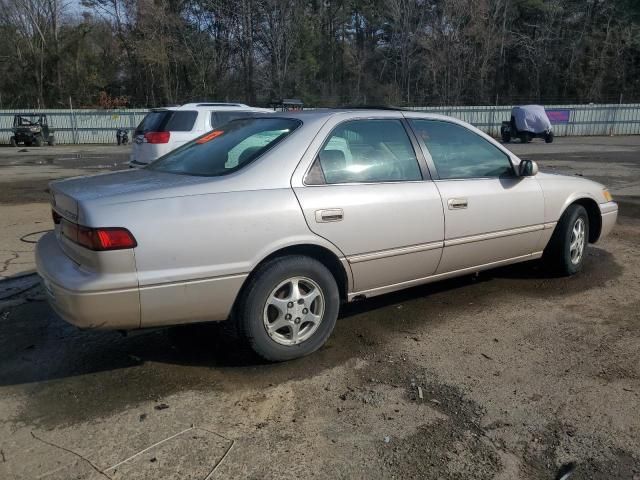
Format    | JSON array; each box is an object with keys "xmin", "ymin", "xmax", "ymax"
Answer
[{"xmin": 0, "ymin": 137, "xmax": 638, "ymax": 479}]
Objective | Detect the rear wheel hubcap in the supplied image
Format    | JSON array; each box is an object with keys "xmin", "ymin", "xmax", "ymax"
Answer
[{"xmin": 263, "ymin": 276, "xmax": 325, "ymax": 346}]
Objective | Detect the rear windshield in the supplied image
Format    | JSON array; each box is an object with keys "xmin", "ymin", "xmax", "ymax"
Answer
[
  {"xmin": 135, "ymin": 110, "xmax": 197, "ymax": 133},
  {"xmin": 147, "ymin": 117, "xmax": 301, "ymax": 176},
  {"xmin": 211, "ymin": 111, "xmax": 266, "ymax": 128}
]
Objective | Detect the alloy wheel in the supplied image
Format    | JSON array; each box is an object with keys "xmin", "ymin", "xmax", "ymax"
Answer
[
  {"xmin": 263, "ymin": 276, "xmax": 325, "ymax": 346},
  {"xmin": 569, "ymin": 217, "xmax": 586, "ymax": 265}
]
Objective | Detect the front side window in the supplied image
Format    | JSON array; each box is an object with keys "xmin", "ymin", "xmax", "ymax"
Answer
[
  {"xmin": 147, "ymin": 117, "xmax": 300, "ymax": 176},
  {"xmin": 410, "ymin": 120, "xmax": 514, "ymax": 180},
  {"xmin": 307, "ymin": 119, "xmax": 422, "ymax": 184}
]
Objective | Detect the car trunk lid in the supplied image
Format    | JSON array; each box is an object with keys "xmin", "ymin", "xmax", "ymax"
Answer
[{"xmin": 49, "ymin": 168, "xmax": 217, "ymax": 210}]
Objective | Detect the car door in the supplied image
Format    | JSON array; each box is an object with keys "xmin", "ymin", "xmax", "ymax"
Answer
[
  {"xmin": 169, "ymin": 110, "xmax": 201, "ymax": 149},
  {"xmin": 407, "ymin": 118, "xmax": 545, "ymax": 274},
  {"xmin": 293, "ymin": 117, "xmax": 445, "ymax": 295}
]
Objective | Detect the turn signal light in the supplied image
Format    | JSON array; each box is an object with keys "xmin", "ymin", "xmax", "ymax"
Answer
[
  {"xmin": 144, "ymin": 131, "xmax": 171, "ymax": 144},
  {"xmin": 61, "ymin": 219, "xmax": 137, "ymax": 251}
]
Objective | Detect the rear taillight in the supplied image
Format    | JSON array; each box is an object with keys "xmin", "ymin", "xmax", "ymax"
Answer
[
  {"xmin": 60, "ymin": 219, "xmax": 137, "ymax": 251},
  {"xmin": 52, "ymin": 209, "xmax": 61, "ymax": 225},
  {"xmin": 95, "ymin": 229, "xmax": 137, "ymax": 250},
  {"xmin": 144, "ymin": 131, "xmax": 170, "ymax": 144}
]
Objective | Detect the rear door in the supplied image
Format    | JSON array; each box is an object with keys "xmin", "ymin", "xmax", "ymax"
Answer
[
  {"xmin": 131, "ymin": 110, "xmax": 198, "ymax": 164},
  {"xmin": 293, "ymin": 117, "xmax": 444, "ymax": 295},
  {"xmin": 168, "ymin": 110, "xmax": 200, "ymax": 149},
  {"xmin": 407, "ymin": 118, "xmax": 545, "ymax": 274}
]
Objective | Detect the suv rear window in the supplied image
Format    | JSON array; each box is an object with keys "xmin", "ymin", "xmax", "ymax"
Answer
[
  {"xmin": 135, "ymin": 110, "xmax": 197, "ymax": 134},
  {"xmin": 147, "ymin": 117, "xmax": 300, "ymax": 177}
]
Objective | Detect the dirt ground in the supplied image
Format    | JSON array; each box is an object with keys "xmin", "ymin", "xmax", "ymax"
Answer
[{"xmin": 0, "ymin": 138, "xmax": 638, "ymax": 479}]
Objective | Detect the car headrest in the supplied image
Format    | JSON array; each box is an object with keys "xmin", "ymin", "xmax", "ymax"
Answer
[{"xmin": 319, "ymin": 149, "xmax": 346, "ymax": 171}]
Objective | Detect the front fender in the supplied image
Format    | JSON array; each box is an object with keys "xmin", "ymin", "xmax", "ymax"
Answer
[{"xmin": 535, "ymin": 173, "xmax": 607, "ymax": 223}]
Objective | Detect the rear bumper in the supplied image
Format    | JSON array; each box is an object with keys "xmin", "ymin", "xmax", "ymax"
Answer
[
  {"xmin": 36, "ymin": 232, "xmax": 244, "ymax": 330},
  {"xmin": 599, "ymin": 201, "xmax": 618, "ymax": 240},
  {"xmin": 130, "ymin": 143, "xmax": 168, "ymax": 166},
  {"xmin": 35, "ymin": 232, "xmax": 141, "ymax": 329}
]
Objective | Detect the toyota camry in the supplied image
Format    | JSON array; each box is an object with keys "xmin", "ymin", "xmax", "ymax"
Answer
[{"xmin": 36, "ymin": 109, "xmax": 618, "ymax": 361}]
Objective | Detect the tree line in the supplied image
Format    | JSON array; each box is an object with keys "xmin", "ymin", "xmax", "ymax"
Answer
[{"xmin": 0, "ymin": 0, "xmax": 639, "ymax": 109}]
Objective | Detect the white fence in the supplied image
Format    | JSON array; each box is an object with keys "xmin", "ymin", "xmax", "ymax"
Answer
[
  {"xmin": 1, "ymin": 104, "xmax": 639, "ymax": 144},
  {"xmin": 414, "ymin": 104, "xmax": 640, "ymax": 137},
  {"xmin": 0, "ymin": 109, "xmax": 148, "ymax": 145}
]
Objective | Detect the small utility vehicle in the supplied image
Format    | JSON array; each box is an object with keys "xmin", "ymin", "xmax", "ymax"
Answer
[
  {"xmin": 10, "ymin": 114, "xmax": 55, "ymax": 147},
  {"xmin": 501, "ymin": 105, "xmax": 553, "ymax": 143}
]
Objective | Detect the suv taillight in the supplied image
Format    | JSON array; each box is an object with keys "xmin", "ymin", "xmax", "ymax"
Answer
[
  {"xmin": 60, "ymin": 219, "xmax": 137, "ymax": 251},
  {"xmin": 144, "ymin": 131, "xmax": 170, "ymax": 144}
]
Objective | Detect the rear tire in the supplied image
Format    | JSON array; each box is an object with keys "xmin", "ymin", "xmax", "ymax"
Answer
[
  {"xmin": 501, "ymin": 133, "xmax": 511, "ymax": 143},
  {"xmin": 9, "ymin": 136, "xmax": 16, "ymax": 147},
  {"xmin": 519, "ymin": 133, "xmax": 530, "ymax": 143},
  {"xmin": 48, "ymin": 135, "xmax": 56, "ymax": 146},
  {"xmin": 236, "ymin": 255, "xmax": 339, "ymax": 361},
  {"xmin": 543, "ymin": 204, "xmax": 589, "ymax": 276}
]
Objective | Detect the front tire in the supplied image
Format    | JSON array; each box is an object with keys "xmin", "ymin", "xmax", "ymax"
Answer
[
  {"xmin": 34, "ymin": 136, "xmax": 43, "ymax": 147},
  {"xmin": 237, "ymin": 255, "xmax": 340, "ymax": 361},
  {"xmin": 48, "ymin": 135, "xmax": 56, "ymax": 146},
  {"xmin": 544, "ymin": 204, "xmax": 589, "ymax": 276},
  {"xmin": 545, "ymin": 132, "xmax": 554, "ymax": 143},
  {"xmin": 9, "ymin": 136, "xmax": 16, "ymax": 147}
]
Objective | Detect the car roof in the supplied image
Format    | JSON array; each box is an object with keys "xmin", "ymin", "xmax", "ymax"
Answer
[
  {"xmin": 262, "ymin": 108, "xmax": 459, "ymax": 123},
  {"xmin": 154, "ymin": 103, "xmax": 272, "ymax": 112}
]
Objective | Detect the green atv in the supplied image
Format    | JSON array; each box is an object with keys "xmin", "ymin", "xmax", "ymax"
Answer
[{"xmin": 9, "ymin": 114, "xmax": 55, "ymax": 147}]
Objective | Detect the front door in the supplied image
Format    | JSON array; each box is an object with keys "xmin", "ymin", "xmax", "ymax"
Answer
[
  {"xmin": 293, "ymin": 118, "xmax": 444, "ymax": 295},
  {"xmin": 408, "ymin": 118, "xmax": 545, "ymax": 274}
]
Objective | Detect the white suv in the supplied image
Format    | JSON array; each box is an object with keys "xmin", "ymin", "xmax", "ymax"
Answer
[{"xmin": 129, "ymin": 103, "xmax": 272, "ymax": 167}]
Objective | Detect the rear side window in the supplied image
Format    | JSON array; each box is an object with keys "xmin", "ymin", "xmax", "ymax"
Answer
[
  {"xmin": 410, "ymin": 120, "xmax": 513, "ymax": 179},
  {"xmin": 306, "ymin": 119, "xmax": 422, "ymax": 184},
  {"xmin": 135, "ymin": 110, "xmax": 197, "ymax": 134},
  {"xmin": 147, "ymin": 118, "xmax": 300, "ymax": 177},
  {"xmin": 211, "ymin": 111, "xmax": 264, "ymax": 128}
]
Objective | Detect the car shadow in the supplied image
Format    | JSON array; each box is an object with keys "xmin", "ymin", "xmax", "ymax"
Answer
[{"xmin": 0, "ymin": 247, "xmax": 622, "ymax": 407}]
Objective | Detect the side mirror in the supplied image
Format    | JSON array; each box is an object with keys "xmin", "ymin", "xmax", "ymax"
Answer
[{"xmin": 518, "ymin": 159, "xmax": 538, "ymax": 177}]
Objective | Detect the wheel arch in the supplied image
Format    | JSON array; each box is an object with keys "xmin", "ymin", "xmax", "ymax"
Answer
[
  {"xmin": 560, "ymin": 197, "xmax": 602, "ymax": 243},
  {"xmin": 236, "ymin": 243, "xmax": 352, "ymax": 310}
]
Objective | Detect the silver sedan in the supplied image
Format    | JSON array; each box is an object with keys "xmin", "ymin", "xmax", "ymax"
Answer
[{"xmin": 36, "ymin": 110, "xmax": 618, "ymax": 361}]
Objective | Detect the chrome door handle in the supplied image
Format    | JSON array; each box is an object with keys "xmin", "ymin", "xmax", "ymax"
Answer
[
  {"xmin": 315, "ymin": 209, "xmax": 344, "ymax": 223},
  {"xmin": 448, "ymin": 198, "xmax": 468, "ymax": 210}
]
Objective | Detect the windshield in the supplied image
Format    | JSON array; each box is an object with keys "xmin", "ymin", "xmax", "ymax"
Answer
[
  {"xmin": 147, "ymin": 117, "xmax": 301, "ymax": 176},
  {"xmin": 15, "ymin": 116, "xmax": 42, "ymax": 126}
]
